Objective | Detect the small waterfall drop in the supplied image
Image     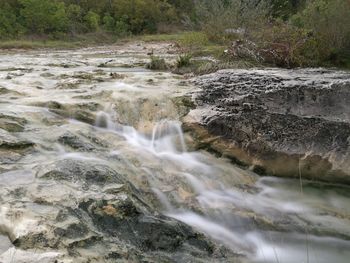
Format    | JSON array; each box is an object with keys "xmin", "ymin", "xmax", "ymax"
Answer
[
  {"xmin": 93, "ymin": 108, "xmax": 350, "ymax": 263},
  {"xmin": 96, "ymin": 111, "xmax": 187, "ymax": 154}
]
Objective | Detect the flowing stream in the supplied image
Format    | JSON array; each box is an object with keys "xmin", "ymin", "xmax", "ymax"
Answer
[{"xmin": 0, "ymin": 44, "xmax": 350, "ymax": 262}]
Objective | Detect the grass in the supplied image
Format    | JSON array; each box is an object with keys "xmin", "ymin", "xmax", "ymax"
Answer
[
  {"xmin": 0, "ymin": 31, "xmax": 226, "ymax": 61},
  {"xmin": 146, "ymin": 55, "xmax": 169, "ymax": 70},
  {"xmin": 0, "ymin": 40, "xmax": 82, "ymax": 50},
  {"xmin": 137, "ymin": 33, "xmax": 185, "ymax": 42},
  {"xmin": 0, "ymin": 32, "xmax": 120, "ymax": 50},
  {"xmin": 137, "ymin": 31, "xmax": 226, "ymax": 58},
  {"xmin": 176, "ymin": 54, "xmax": 192, "ymax": 68}
]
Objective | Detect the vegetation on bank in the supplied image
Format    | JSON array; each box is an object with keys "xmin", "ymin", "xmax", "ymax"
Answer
[
  {"xmin": 194, "ymin": 0, "xmax": 350, "ymax": 68},
  {"xmin": 0, "ymin": 0, "xmax": 349, "ymax": 68}
]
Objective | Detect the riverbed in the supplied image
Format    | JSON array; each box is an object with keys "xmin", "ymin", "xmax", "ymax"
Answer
[{"xmin": 0, "ymin": 43, "xmax": 349, "ymax": 263}]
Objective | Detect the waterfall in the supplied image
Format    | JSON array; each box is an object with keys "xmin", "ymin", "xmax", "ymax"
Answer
[{"xmin": 92, "ymin": 110, "xmax": 350, "ymax": 263}]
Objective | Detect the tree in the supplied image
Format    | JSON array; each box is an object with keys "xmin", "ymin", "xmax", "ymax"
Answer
[
  {"xmin": 0, "ymin": 3, "xmax": 22, "ymax": 38},
  {"xmin": 19, "ymin": 0, "xmax": 69, "ymax": 34},
  {"xmin": 84, "ymin": 10, "xmax": 100, "ymax": 31}
]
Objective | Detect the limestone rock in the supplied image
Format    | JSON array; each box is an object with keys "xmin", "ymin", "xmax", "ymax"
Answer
[{"xmin": 185, "ymin": 69, "xmax": 350, "ymax": 183}]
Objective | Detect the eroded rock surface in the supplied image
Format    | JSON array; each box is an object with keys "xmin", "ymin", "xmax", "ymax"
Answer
[
  {"xmin": 185, "ymin": 69, "xmax": 350, "ymax": 183},
  {"xmin": 1, "ymin": 45, "xmax": 350, "ymax": 263},
  {"xmin": 0, "ymin": 45, "xmax": 239, "ymax": 263},
  {"xmin": 0, "ymin": 159, "xmax": 236, "ymax": 263}
]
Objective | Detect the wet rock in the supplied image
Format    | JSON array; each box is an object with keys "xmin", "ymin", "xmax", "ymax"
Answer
[
  {"xmin": 33, "ymin": 101, "xmax": 101, "ymax": 125},
  {"xmin": 186, "ymin": 69, "xmax": 350, "ymax": 183},
  {"xmin": 16, "ymin": 158, "xmax": 237, "ymax": 262},
  {"xmin": 37, "ymin": 159, "xmax": 126, "ymax": 186},
  {"xmin": 0, "ymin": 151, "xmax": 23, "ymax": 164},
  {"xmin": 0, "ymin": 86, "xmax": 22, "ymax": 96},
  {"xmin": 78, "ymin": 195, "xmax": 217, "ymax": 257},
  {"xmin": 73, "ymin": 90, "xmax": 113, "ymax": 100},
  {"xmin": 58, "ymin": 132, "xmax": 96, "ymax": 151},
  {"xmin": 0, "ymin": 128, "xmax": 34, "ymax": 150},
  {"xmin": 40, "ymin": 72, "xmax": 55, "ymax": 78},
  {"xmin": 0, "ymin": 114, "xmax": 27, "ymax": 132},
  {"xmin": 110, "ymin": 72, "xmax": 126, "ymax": 79},
  {"xmin": 55, "ymin": 79, "xmax": 82, "ymax": 90}
]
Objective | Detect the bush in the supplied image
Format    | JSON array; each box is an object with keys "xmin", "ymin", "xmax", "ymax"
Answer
[
  {"xmin": 195, "ymin": 0, "xmax": 269, "ymax": 43},
  {"xmin": 249, "ymin": 21, "xmax": 320, "ymax": 67},
  {"xmin": 67, "ymin": 4, "xmax": 84, "ymax": 33},
  {"xmin": 103, "ymin": 13, "xmax": 115, "ymax": 32},
  {"xmin": 114, "ymin": 19, "xmax": 130, "ymax": 36},
  {"xmin": 291, "ymin": 0, "xmax": 350, "ymax": 66},
  {"xmin": 0, "ymin": 4, "xmax": 22, "ymax": 38},
  {"xmin": 84, "ymin": 11, "xmax": 100, "ymax": 31},
  {"xmin": 19, "ymin": 0, "xmax": 69, "ymax": 34},
  {"xmin": 111, "ymin": 0, "xmax": 177, "ymax": 34},
  {"xmin": 146, "ymin": 55, "xmax": 169, "ymax": 70},
  {"xmin": 176, "ymin": 54, "xmax": 192, "ymax": 68}
]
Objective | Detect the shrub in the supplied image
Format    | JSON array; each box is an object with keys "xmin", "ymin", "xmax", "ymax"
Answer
[
  {"xmin": 114, "ymin": 19, "xmax": 130, "ymax": 36},
  {"xmin": 256, "ymin": 22, "xmax": 320, "ymax": 67},
  {"xmin": 67, "ymin": 4, "xmax": 84, "ymax": 33},
  {"xmin": 103, "ymin": 13, "xmax": 115, "ymax": 32},
  {"xmin": 291, "ymin": 0, "xmax": 350, "ymax": 66},
  {"xmin": 176, "ymin": 54, "xmax": 192, "ymax": 68},
  {"xmin": 195, "ymin": 0, "xmax": 269, "ymax": 43},
  {"xmin": 146, "ymin": 55, "xmax": 169, "ymax": 70},
  {"xmin": 111, "ymin": 0, "xmax": 177, "ymax": 34},
  {"xmin": 0, "ymin": 4, "xmax": 22, "ymax": 38},
  {"xmin": 19, "ymin": 0, "xmax": 69, "ymax": 34},
  {"xmin": 84, "ymin": 11, "xmax": 100, "ymax": 31}
]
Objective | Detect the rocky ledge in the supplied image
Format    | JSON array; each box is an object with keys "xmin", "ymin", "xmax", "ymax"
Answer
[
  {"xmin": 0, "ymin": 158, "xmax": 238, "ymax": 263},
  {"xmin": 184, "ymin": 68, "xmax": 350, "ymax": 184}
]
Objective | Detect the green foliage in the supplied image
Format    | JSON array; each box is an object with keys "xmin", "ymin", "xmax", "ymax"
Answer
[
  {"xmin": 111, "ymin": 0, "xmax": 177, "ymax": 34},
  {"xmin": 0, "ymin": 0, "xmax": 348, "ymax": 69},
  {"xmin": 19, "ymin": 0, "xmax": 69, "ymax": 34},
  {"xmin": 146, "ymin": 55, "xmax": 169, "ymax": 70},
  {"xmin": 114, "ymin": 20, "xmax": 130, "ymax": 36},
  {"xmin": 196, "ymin": 0, "xmax": 270, "ymax": 43},
  {"xmin": 194, "ymin": 0, "xmax": 350, "ymax": 68},
  {"xmin": 66, "ymin": 4, "xmax": 84, "ymax": 33},
  {"xmin": 251, "ymin": 21, "xmax": 319, "ymax": 67},
  {"xmin": 176, "ymin": 54, "xmax": 192, "ymax": 68},
  {"xmin": 84, "ymin": 11, "xmax": 100, "ymax": 31},
  {"xmin": 102, "ymin": 14, "xmax": 115, "ymax": 32},
  {"xmin": 0, "ymin": 0, "xmax": 181, "ymax": 39},
  {"xmin": 0, "ymin": 4, "xmax": 22, "ymax": 38},
  {"xmin": 269, "ymin": 0, "xmax": 306, "ymax": 19},
  {"xmin": 291, "ymin": 0, "xmax": 350, "ymax": 65},
  {"xmin": 177, "ymin": 32, "xmax": 209, "ymax": 49}
]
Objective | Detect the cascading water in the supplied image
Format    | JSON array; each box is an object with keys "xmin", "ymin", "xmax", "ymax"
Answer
[
  {"xmin": 1, "ymin": 45, "xmax": 349, "ymax": 263},
  {"xmin": 94, "ymin": 110, "xmax": 350, "ymax": 263}
]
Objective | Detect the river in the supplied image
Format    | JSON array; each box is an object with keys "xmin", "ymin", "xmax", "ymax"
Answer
[{"xmin": 0, "ymin": 43, "xmax": 349, "ymax": 263}]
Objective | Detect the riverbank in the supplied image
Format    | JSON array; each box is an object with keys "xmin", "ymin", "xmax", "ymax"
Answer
[{"xmin": 2, "ymin": 32, "xmax": 349, "ymax": 75}]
